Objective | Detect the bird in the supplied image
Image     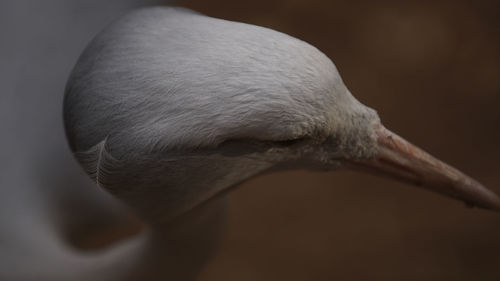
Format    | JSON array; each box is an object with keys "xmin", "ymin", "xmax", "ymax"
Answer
[{"xmin": 11, "ymin": 5, "xmax": 496, "ymax": 281}]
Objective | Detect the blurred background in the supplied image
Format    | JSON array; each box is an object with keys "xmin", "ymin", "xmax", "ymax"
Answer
[
  {"xmin": 179, "ymin": 1, "xmax": 500, "ymax": 280},
  {"xmin": 2, "ymin": 0, "xmax": 499, "ymax": 280}
]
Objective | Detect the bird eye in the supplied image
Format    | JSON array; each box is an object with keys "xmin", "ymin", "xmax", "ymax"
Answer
[
  {"xmin": 214, "ymin": 137, "xmax": 308, "ymax": 157},
  {"xmin": 271, "ymin": 137, "xmax": 308, "ymax": 147}
]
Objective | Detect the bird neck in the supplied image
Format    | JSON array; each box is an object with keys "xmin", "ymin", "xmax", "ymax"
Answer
[{"xmin": 74, "ymin": 197, "xmax": 228, "ymax": 281}]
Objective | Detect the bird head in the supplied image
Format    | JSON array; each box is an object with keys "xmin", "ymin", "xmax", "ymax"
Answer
[{"xmin": 64, "ymin": 7, "xmax": 500, "ymax": 224}]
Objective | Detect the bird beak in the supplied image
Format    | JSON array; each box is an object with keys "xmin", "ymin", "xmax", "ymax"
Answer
[{"xmin": 346, "ymin": 124, "xmax": 500, "ymax": 212}]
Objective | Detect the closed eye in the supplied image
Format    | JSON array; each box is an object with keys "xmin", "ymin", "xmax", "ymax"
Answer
[
  {"xmin": 208, "ymin": 136, "xmax": 309, "ymax": 157},
  {"xmin": 270, "ymin": 137, "xmax": 309, "ymax": 147}
]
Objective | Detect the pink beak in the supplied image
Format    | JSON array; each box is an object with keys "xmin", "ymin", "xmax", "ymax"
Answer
[{"xmin": 347, "ymin": 124, "xmax": 500, "ymax": 212}]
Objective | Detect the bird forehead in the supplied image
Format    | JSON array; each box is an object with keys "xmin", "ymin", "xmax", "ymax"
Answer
[
  {"xmin": 96, "ymin": 6, "xmax": 340, "ymax": 91},
  {"xmin": 65, "ymin": 7, "xmax": 357, "ymax": 152}
]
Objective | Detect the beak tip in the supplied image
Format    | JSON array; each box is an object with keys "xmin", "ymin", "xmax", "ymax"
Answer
[
  {"xmin": 465, "ymin": 192, "xmax": 500, "ymax": 213},
  {"xmin": 487, "ymin": 199, "xmax": 500, "ymax": 213}
]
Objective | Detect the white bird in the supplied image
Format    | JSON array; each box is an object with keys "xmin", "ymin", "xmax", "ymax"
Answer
[{"xmin": 9, "ymin": 6, "xmax": 500, "ymax": 281}]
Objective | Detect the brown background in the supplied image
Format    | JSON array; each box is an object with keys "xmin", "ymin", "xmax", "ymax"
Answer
[{"xmin": 173, "ymin": 0, "xmax": 500, "ymax": 280}]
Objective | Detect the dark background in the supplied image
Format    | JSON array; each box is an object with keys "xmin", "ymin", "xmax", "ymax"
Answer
[
  {"xmin": 176, "ymin": 1, "xmax": 500, "ymax": 280},
  {"xmin": 2, "ymin": 0, "xmax": 499, "ymax": 280}
]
